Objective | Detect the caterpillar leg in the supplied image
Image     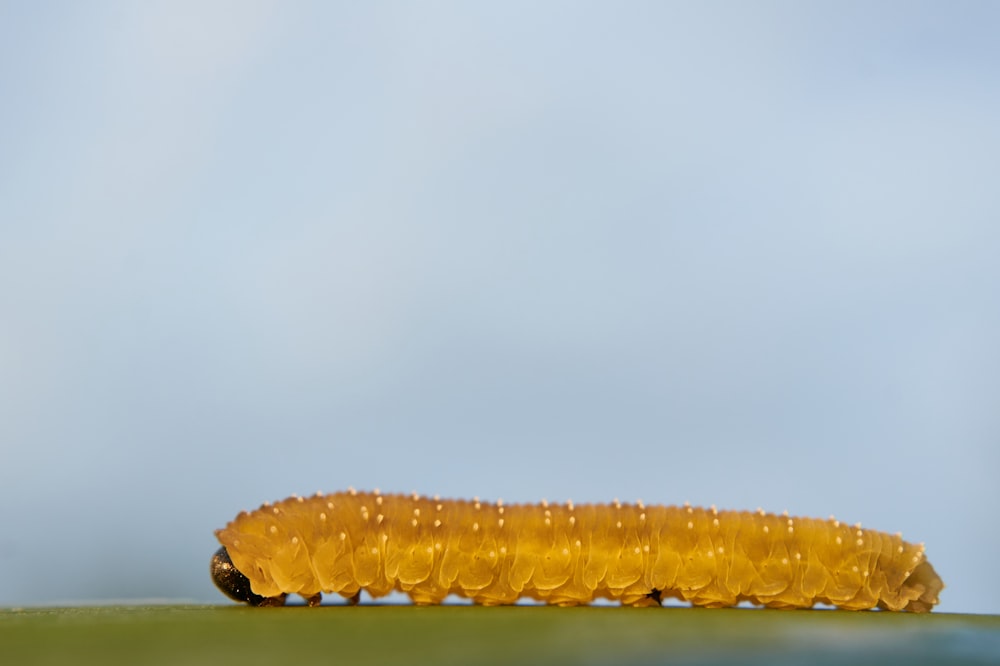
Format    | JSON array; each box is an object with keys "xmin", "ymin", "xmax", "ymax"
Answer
[
  {"xmin": 303, "ymin": 593, "xmax": 323, "ymax": 607},
  {"xmin": 210, "ymin": 547, "xmax": 288, "ymax": 607},
  {"xmin": 623, "ymin": 590, "xmax": 662, "ymax": 607},
  {"xmin": 255, "ymin": 595, "xmax": 289, "ymax": 607}
]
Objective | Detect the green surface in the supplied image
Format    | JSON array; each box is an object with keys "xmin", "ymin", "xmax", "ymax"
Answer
[{"xmin": 2, "ymin": 605, "xmax": 998, "ymax": 666}]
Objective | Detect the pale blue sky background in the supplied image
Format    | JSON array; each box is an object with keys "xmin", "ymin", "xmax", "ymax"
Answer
[{"xmin": 1, "ymin": 1, "xmax": 997, "ymax": 614}]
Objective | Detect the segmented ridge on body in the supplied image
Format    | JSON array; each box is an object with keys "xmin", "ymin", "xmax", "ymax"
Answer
[{"xmin": 211, "ymin": 489, "xmax": 943, "ymax": 611}]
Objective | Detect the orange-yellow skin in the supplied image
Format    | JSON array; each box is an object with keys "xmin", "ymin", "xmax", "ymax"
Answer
[{"xmin": 214, "ymin": 490, "xmax": 943, "ymax": 611}]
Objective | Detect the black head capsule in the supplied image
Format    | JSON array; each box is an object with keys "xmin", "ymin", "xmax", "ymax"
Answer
[{"xmin": 210, "ymin": 546, "xmax": 287, "ymax": 607}]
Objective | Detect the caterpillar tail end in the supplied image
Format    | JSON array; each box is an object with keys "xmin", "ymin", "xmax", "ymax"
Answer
[
  {"xmin": 902, "ymin": 560, "xmax": 945, "ymax": 613},
  {"xmin": 210, "ymin": 546, "xmax": 288, "ymax": 607}
]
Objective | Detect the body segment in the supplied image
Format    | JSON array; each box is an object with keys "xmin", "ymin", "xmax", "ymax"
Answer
[{"xmin": 212, "ymin": 490, "xmax": 943, "ymax": 611}]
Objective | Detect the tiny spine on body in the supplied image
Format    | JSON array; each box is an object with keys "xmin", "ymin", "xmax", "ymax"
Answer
[{"xmin": 213, "ymin": 489, "xmax": 943, "ymax": 611}]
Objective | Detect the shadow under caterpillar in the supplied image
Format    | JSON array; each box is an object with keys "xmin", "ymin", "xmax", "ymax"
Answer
[{"xmin": 211, "ymin": 489, "xmax": 943, "ymax": 611}]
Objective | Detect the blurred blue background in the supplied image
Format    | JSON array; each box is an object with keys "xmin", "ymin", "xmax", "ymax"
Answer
[{"xmin": 1, "ymin": 1, "xmax": 997, "ymax": 614}]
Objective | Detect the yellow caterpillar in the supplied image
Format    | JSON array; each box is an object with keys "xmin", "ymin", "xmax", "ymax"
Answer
[{"xmin": 210, "ymin": 489, "xmax": 943, "ymax": 611}]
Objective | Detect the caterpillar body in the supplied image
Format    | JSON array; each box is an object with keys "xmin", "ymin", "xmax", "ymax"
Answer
[{"xmin": 211, "ymin": 490, "xmax": 943, "ymax": 612}]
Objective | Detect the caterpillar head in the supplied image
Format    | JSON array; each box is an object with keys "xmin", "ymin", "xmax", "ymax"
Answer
[{"xmin": 210, "ymin": 547, "xmax": 287, "ymax": 607}]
